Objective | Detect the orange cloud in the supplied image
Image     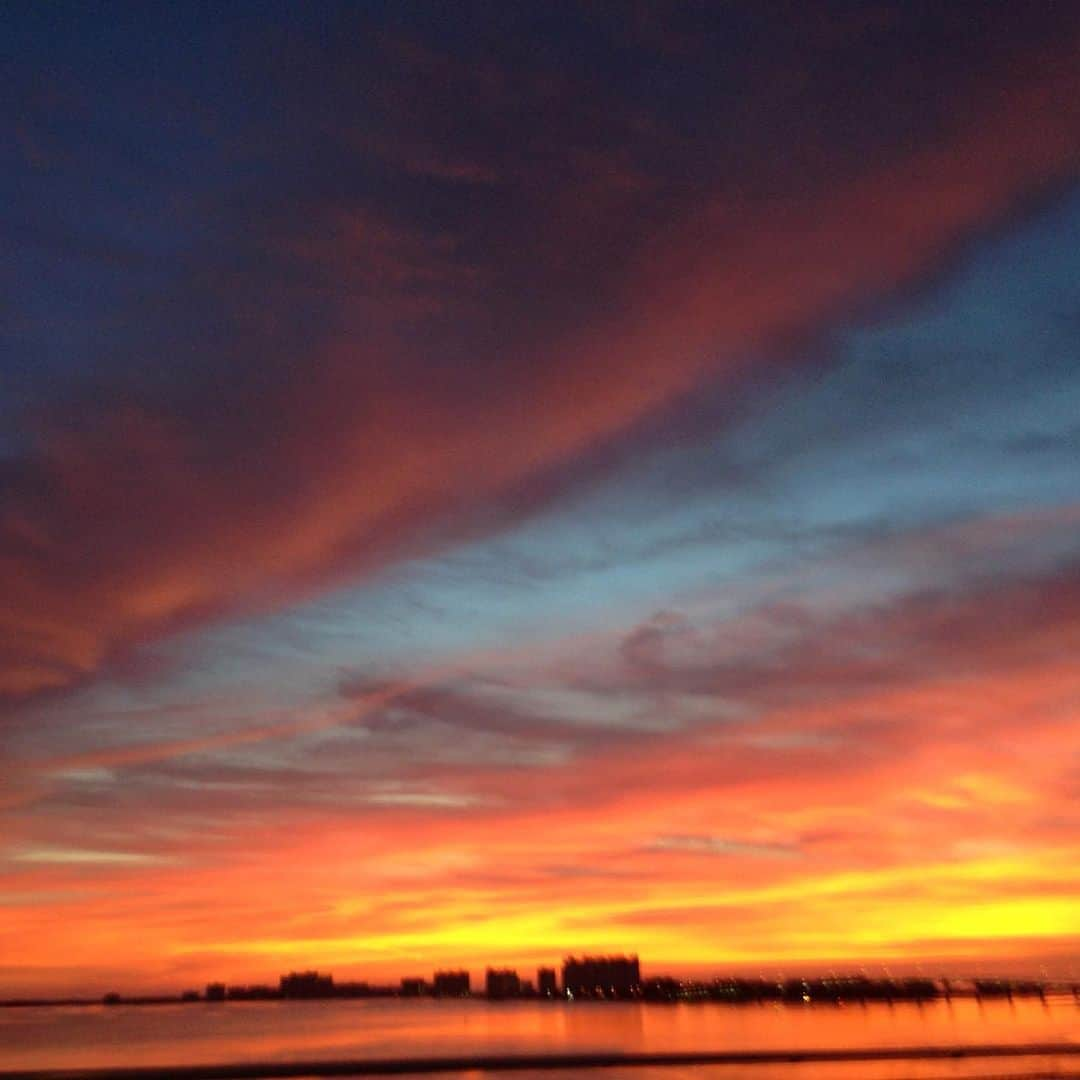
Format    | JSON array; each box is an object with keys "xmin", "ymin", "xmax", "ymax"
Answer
[{"xmin": 4, "ymin": 552, "xmax": 1078, "ymax": 993}]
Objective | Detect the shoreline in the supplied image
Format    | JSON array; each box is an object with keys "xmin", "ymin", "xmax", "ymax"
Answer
[
  {"xmin": 3, "ymin": 1043, "xmax": 1080, "ymax": 1080},
  {"xmin": 5, "ymin": 988, "xmax": 1078, "ymax": 1010}
]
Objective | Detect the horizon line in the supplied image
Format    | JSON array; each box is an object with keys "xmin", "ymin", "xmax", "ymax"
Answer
[{"xmin": 4, "ymin": 1042, "xmax": 1080, "ymax": 1080}]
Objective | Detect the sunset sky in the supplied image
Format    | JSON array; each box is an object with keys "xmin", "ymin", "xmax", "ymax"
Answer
[{"xmin": 3, "ymin": 3, "xmax": 1080, "ymax": 997}]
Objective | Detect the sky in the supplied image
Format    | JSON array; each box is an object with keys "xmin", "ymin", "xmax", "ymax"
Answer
[{"xmin": 2, "ymin": 2, "xmax": 1080, "ymax": 997}]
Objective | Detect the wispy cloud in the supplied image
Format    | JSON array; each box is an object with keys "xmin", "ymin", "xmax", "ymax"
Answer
[
  {"xmin": 11, "ymin": 847, "xmax": 178, "ymax": 867},
  {"xmin": 649, "ymin": 834, "xmax": 802, "ymax": 860}
]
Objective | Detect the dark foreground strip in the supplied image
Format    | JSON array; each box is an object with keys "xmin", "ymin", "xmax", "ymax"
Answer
[{"xmin": 4, "ymin": 1044, "xmax": 1080, "ymax": 1080}]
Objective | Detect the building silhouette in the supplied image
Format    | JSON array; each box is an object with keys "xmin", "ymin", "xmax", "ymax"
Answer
[
  {"xmin": 485, "ymin": 968, "xmax": 521, "ymax": 999},
  {"xmin": 227, "ymin": 984, "xmax": 278, "ymax": 1000},
  {"xmin": 562, "ymin": 955, "xmax": 640, "ymax": 999},
  {"xmin": 400, "ymin": 977, "xmax": 427, "ymax": 997},
  {"xmin": 537, "ymin": 967, "xmax": 558, "ymax": 998},
  {"xmin": 432, "ymin": 970, "xmax": 471, "ymax": 997},
  {"xmin": 279, "ymin": 971, "xmax": 334, "ymax": 998}
]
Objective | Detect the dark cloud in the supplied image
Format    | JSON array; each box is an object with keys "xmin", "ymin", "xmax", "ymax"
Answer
[
  {"xmin": 3, "ymin": 2, "xmax": 1080, "ymax": 711},
  {"xmin": 600, "ymin": 554, "xmax": 1080, "ymax": 717}
]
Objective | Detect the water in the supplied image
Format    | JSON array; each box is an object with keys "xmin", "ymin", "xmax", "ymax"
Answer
[{"xmin": 2, "ymin": 996, "xmax": 1078, "ymax": 1078}]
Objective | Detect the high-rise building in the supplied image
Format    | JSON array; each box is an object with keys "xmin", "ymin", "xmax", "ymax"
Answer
[
  {"xmin": 279, "ymin": 970, "xmax": 335, "ymax": 998},
  {"xmin": 562, "ymin": 955, "xmax": 640, "ymax": 999},
  {"xmin": 537, "ymin": 967, "xmax": 558, "ymax": 998},
  {"xmin": 486, "ymin": 968, "xmax": 521, "ymax": 999},
  {"xmin": 433, "ymin": 969, "xmax": 471, "ymax": 997}
]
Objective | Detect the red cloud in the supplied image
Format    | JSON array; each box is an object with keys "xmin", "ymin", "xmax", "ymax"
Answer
[{"xmin": 3, "ymin": 20, "xmax": 1080, "ymax": 703}]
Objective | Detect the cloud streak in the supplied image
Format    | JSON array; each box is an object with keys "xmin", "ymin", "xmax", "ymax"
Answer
[
  {"xmin": 4, "ymin": 6, "xmax": 1080, "ymax": 701},
  {"xmin": 4, "ymin": 4, "xmax": 1080, "ymax": 996}
]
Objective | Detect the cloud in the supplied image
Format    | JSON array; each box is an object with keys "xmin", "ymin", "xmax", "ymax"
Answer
[
  {"xmin": 599, "ymin": 533, "xmax": 1080, "ymax": 719},
  {"xmin": 11, "ymin": 846, "xmax": 177, "ymax": 867},
  {"xmin": 3, "ymin": 7, "xmax": 1080, "ymax": 704},
  {"xmin": 649, "ymin": 834, "xmax": 801, "ymax": 860},
  {"xmin": 3, "ymin": 9, "xmax": 1080, "ymax": 991}
]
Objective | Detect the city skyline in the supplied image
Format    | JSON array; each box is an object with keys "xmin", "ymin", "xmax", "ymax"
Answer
[
  {"xmin": 4, "ymin": 3, "xmax": 1080, "ymax": 999},
  {"xmin": 9, "ymin": 954, "xmax": 1076, "ymax": 1008}
]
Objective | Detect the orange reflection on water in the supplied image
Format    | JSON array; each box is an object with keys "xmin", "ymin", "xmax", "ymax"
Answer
[{"xmin": 1, "ymin": 996, "xmax": 1077, "ymax": 1072}]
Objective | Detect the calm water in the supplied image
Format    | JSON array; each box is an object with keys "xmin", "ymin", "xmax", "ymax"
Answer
[{"xmin": 2, "ymin": 996, "xmax": 1078, "ymax": 1078}]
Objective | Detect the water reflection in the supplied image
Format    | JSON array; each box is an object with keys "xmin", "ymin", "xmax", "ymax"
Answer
[
  {"xmin": 475, "ymin": 1062, "xmax": 1080, "ymax": 1080},
  {"xmin": 1, "ymin": 996, "xmax": 1077, "ymax": 1072}
]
